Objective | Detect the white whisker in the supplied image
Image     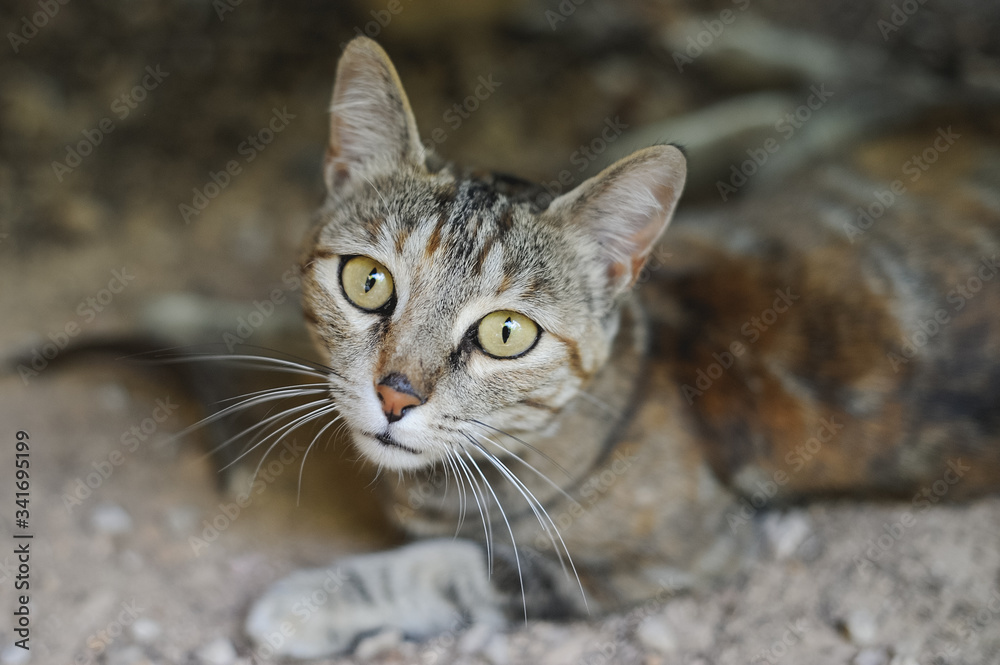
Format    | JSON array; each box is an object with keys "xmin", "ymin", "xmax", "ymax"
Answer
[
  {"xmin": 468, "ymin": 437, "xmax": 589, "ymax": 614},
  {"xmin": 139, "ymin": 351, "xmax": 334, "ymax": 379},
  {"xmin": 570, "ymin": 387, "xmax": 620, "ymax": 418},
  {"xmin": 360, "ymin": 174, "xmax": 390, "ymax": 211},
  {"xmin": 467, "ymin": 419, "xmax": 572, "ymax": 478},
  {"xmin": 462, "ymin": 446, "xmax": 527, "ymax": 622},
  {"xmin": 297, "ymin": 414, "xmax": 343, "ymax": 506},
  {"xmin": 454, "ymin": 453, "xmax": 493, "ymax": 574},
  {"xmin": 204, "ymin": 395, "xmax": 332, "ymax": 459},
  {"xmin": 443, "ymin": 453, "xmax": 467, "ymax": 537},
  {"xmin": 216, "ymin": 382, "xmax": 330, "ymax": 405},
  {"xmin": 246, "ymin": 404, "xmax": 340, "ymax": 487},
  {"xmin": 472, "ymin": 430, "xmax": 578, "ymax": 506},
  {"xmin": 220, "ymin": 398, "xmax": 333, "ymax": 470}
]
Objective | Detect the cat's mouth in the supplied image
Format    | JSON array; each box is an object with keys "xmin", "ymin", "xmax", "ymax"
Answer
[{"xmin": 365, "ymin": 430, "xmax": 421, "ymax": 455}]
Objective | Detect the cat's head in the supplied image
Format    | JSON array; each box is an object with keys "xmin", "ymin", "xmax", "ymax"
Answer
[{"xmin": 301, "ymin": 37, "xmax": 685, "ymax": 471}]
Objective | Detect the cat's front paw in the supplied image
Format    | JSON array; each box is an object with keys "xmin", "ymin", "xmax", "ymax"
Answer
[
  {"xmin": 245, "ymin": 539, "xmax": 504, "ymax": 658},
  {"xmin": 245, "ymin": 563, "xmax": 373, "ymax": 658}
]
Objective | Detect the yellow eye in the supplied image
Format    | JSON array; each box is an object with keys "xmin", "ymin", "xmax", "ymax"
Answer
[
  {"xmin": 477, "ymin": 310, "xmax": 539, "ymax": 358},
  {"xmin": 340, "ymin": 256, "xmax": 395, "ymax": 311}
]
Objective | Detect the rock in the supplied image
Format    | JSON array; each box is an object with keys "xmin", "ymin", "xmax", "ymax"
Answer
[
  {"xmin": 91, "ymin": 502, "xmax": 133, "ymax": 534},
  {"xmin": 636, "ymin": 613, "xmax": 679, "ymax": 654},
  {"xmin": 97, "ymin": 382, "xmax": 130, "ymax": 413},
  {"xmin": 480, "ymin": 633, "xmax": 510, "ymax": 665},
  {"xmin": 195, "ymin": 637, "xmax": 238, "ymax": 665},
  {"xmin": 165, "ymin": 505, "xmax": 200, "ymax": 535},
  {"xmin": 843, "ymin": 609, "xmax": 878, "ymax": 646},
  {"xmin": 763, "ymin": 510, "xmax": 813, "ymax": 560},
  {"xmin": 354, "ymin": 628, "xmax": 403, "ymax": 660},
  {"xmin": 130, "ymin": 617, "xmax": 162, "ymax": 643}
]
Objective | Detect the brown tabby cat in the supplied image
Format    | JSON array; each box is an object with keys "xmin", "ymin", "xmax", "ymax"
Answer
[{"xmin": 243, "ymin": 37, "xmax": 1000, "ymax": 657}]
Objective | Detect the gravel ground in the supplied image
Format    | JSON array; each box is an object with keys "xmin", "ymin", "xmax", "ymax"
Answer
[{"xmin": 2, "ymin": 1, "xmax": 999, "ymax": 664}]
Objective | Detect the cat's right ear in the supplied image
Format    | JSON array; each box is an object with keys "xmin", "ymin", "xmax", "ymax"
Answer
[
  {"xmin": 549, "ymin": 144, "xmax": 686, "ymax": 295},
  {"xmin": 325, "ymin": 37, "xmax": 425, "ymax": 191}
]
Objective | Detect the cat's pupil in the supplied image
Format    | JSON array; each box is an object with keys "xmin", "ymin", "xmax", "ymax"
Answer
[
  {"xmin": 364, "ymin": 269, "xmax": 378, "ymax": 293},
  {"xmin": 502, "ymin": 317, "xmax": 513, "ymax": 344}
]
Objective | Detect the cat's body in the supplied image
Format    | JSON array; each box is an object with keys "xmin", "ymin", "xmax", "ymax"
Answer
[{"xmin": 244, "ymin": 38, "xmax": 1000, "ymax": 657}]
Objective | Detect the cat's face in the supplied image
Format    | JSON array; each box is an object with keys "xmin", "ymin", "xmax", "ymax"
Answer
[{"xmin": 301, "ymin": 38, "xmax": 685, "ymax": 471}]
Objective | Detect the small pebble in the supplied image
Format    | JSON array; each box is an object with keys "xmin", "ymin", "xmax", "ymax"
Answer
[
  {"xmin": 844, "ymin": 609, "xmax": 878, "ymax": 646},
  {"xmin": 459, "ymin": 622, "xmax": 500, "ymax": 653},
  {"xmin": 481, "ymin": 634, "xmax": 509, "ymax": 665},
  {"xmin": 854, "ymin": 647, "xmax": 890, "ymax": 665},
  {"xmin": 91, "ymin": 503, "xmax": 133, "ymax": 535},
  {"xmin": 196, "ymin": 637, "xmax": 238, "ymax": 665},
  {"xmin": 763, "ymin": 511, "xmax": 813, "ymax": 560},
  {"xmin": 165, "ymin": 505, "xmax": 200, "ymax": 535},
  {"xmin": 636, "ymin": 613, "xmax": 679, "ymax": 654},
  {"xmin": 355, "ymin": 628, "xmax": 403, "ymax": 660},
  {"xmin": 130, "ymin": 617, "xmax": 162, "ymax": 643},
  {"xmin": 98, "ymin": 383, "xmax": 130, "ymax": 413}
]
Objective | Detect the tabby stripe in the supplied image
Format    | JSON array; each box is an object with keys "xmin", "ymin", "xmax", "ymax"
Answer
[
  {"xmin": 394, "ymin": 225, "xmax": 413, "ymax": 254},
  {"xmin": 309, "ymin": 248, "xmax": 337, "ymax": 262},
  {"xmin": 344, "ymin": 569, "xmax": 374, "ymax": 603},
  {"xmin": 302, "ymin": 302, "xmax": 321, "ymax": 327},
  {"xmin": 473, "ymin": 235, "xmax": 496, "ymax": 276},
  {"xmin": 549, "ymin": 332, "xmax": 590, "ymax": 381},
  {"xmin": 497, "ymin": 272, "xmax": 513, "ymax": 295},
  {"xmin": 519, "ymin": 399, "xmax": 559, "ymax": 413},
  {"xmin": 425, "ymin": 211, "xmax": 448, "ymax": 259},
  {"xmin": 497, "ymin": 206, "xmax": 514, "ymax": 235}
]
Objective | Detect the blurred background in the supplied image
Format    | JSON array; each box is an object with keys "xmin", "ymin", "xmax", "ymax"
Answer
[{"xmin": 2, "ymin": 1, "xmax": 1000, "ymax": 664}]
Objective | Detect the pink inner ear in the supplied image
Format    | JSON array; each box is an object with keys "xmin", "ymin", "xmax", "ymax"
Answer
[{"xmin": 607, "ymin": 253, "xmax": 652, "ymax": 289}]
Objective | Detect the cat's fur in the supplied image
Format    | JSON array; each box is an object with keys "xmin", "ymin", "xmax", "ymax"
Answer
[{"xmin": 244, "ymin": 37, "xmax": 1000, "ymax": 657}]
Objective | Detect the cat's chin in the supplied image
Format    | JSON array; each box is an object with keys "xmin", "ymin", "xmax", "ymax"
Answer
[{"xmin": 351, "ymin": 430, "xmax": 433, "ymax": 471}]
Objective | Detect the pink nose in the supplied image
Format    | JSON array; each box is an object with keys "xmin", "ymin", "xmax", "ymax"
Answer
[{"xmin": 375, "ymin": 374, "xmax": 423, "ymax": 423}]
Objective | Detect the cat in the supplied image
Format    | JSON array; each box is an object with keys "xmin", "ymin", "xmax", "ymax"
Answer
[{"xmin": 242, "ymin": 37, "xmax": 1000, "ymax": 658}]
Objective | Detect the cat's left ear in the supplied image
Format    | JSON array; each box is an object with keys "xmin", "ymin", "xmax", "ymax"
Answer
[
  {"xmin": 549, "ymin": 144, "xmax": 686, "ymax": 294},
  {"xmin": 325, "ymin": 37, "xmax": 425, "ymax": 191}
]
